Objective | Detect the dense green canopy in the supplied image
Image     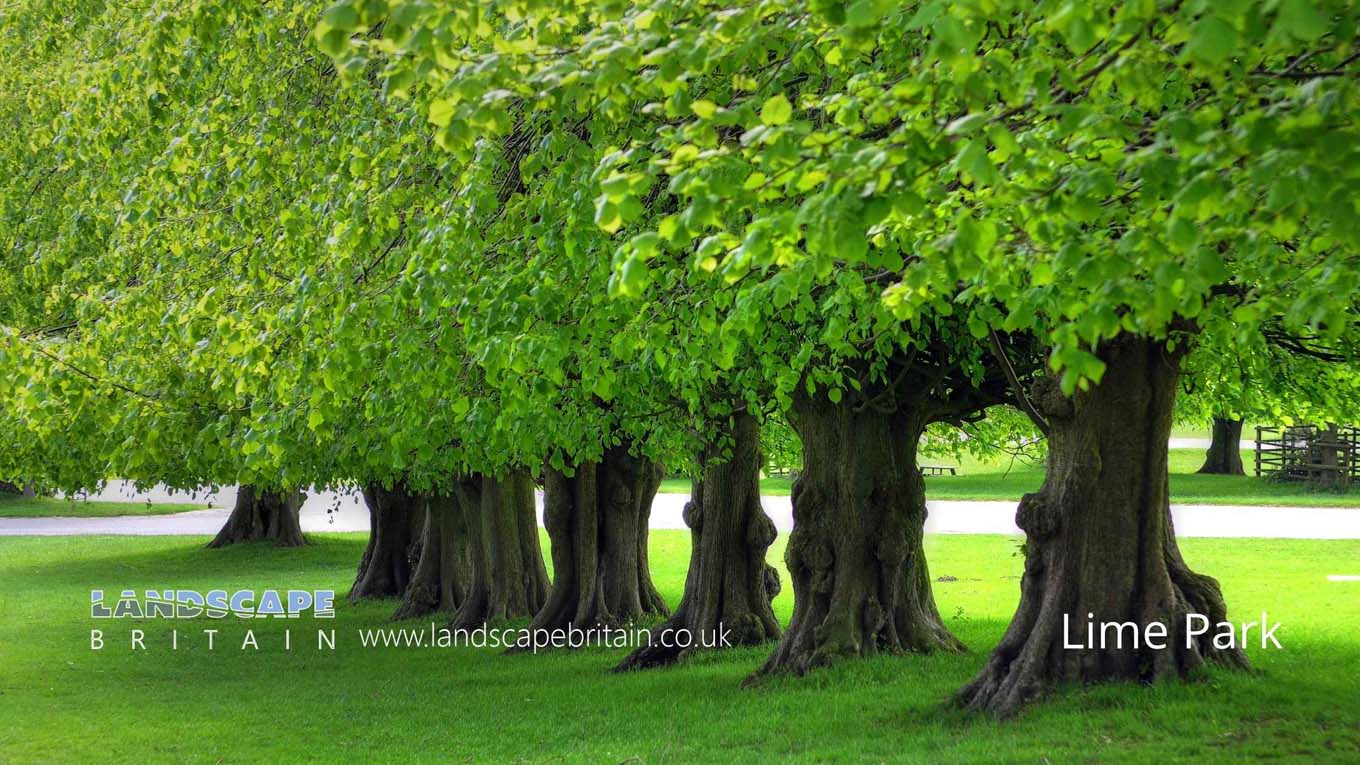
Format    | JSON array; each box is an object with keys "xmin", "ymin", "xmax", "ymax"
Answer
[
  {"xmin": 321, "ymin": 0, "xmax": 1355, "ymax": 368},
  {"xmin": 6, "ymin": 1, "xmax": 1357, "ymax": 491}
]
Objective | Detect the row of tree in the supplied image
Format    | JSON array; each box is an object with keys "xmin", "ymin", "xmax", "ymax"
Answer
[{"xmin": 2, "ymin": 0, "xmax": 1358, "ymax": 717}]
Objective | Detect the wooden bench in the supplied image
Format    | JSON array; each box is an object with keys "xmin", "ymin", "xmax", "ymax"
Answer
[{"xmin": 920, "ymin": 465, "xmax": 957, "ymax": 477}]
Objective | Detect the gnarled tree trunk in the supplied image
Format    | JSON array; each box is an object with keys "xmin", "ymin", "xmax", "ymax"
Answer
[
  {"xmin": 393, "ymin": 491, "xmax": 470, "ymax": 621},
  {"xmin": 753, "ymin": 384, "xmax": 961, "ymax": 680},
  {"xmin": 617, "ymin": 412, "xmax": 780, "ymax": 671},
  {"xmin": 959, "ymin": 335, "xmax": 1249, "ymax": 718},
  {"xmin": 1198, "ymin": 416, "xmax": 1245, "ymax": 475},
  {"xmin": 448, "ymin": 469, "xmax": 550, "ymax": 629},
  {"xmin": 350, "ymin": 483, "xmax": 423, "ymax": 603},
  {"xmin": 207, "ymin": 485, "xmax": 306, "ymax": 548},
  {"xmin": 530, "ymin": 445, "xmax": 668, "ymax": 632}
]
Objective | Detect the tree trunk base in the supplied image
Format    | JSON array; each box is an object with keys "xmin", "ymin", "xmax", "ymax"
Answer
[
  {"xmin": 207, "ymin": 486, "xmax": 307, "ymax": 548},
  {"xmin": 750, "ymin": 383, "xmax": 962, "ymax": 682},
  {"xmin": 616, "ymin": 413, "xmax": 781, "ymax": 672},
  {"xmin": 349, "ymin": 483, "xmax": 422, "ymax": 603},
  {"xmin": 1197, "ymin": 417, "xmax": 1246, "ymax": 475},
  {"xmin": 448, "ymin": 470, "xmax": 549, "ymax": 630},
  {"xmin": 529, "ymin": 446, "xmax": 668, "ymax": 636},
  {"xmin": 392, "ymin": 492, "xmax": 468, "ymax": 621},
  {"xmin": 959, "ymin": 336, "xmax": 1248, "ymax": 718}
]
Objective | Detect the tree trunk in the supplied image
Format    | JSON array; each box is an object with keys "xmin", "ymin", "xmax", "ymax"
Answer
[
  {"xmin": 206, "ymin": 485, "xmax": 306, "ymax": 548},
  {"xmin": 529, "ymin": 445, "xmax": 669, "ymax": 632},
  {"xmin": 349, "ymin": 483, "xmax": 423, "ymax": 603},
  {"xmin": 959, "ymin": 335, "xmax": 1249, "ymax": 718},
  {"xmin": 0, "ymin": 480, "xmax": 33, "ymax": 496},
  {"xmin": 392, "ymin": 491, "xmax": 470, "ymax": 621},
  {"xmin": 616, "ymin": 412, "xmax": 781, "ymax": 671},
  {"xmin": 1197, "ymin": 417, "xmax": 1245, "ymax": 475},
  {"xmin": 448, "ymin": 469, "xmax": 550, "ymax": 629},
  {"xmin": 752, "ymin": 385, "xmax": 961, "ymax": 680}
]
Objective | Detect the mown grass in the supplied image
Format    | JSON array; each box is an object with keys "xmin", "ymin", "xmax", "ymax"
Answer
[
  {"xmin": 0, "ymin": 495, "xmax": 205, "ymax": 518},
  {"xmin": 661, "ymin": 448, "xmax": 1360, "ymax": 507},
  {"xmin": 0, "ymin": 532, "xmax": 1356, "ymax": 762}
]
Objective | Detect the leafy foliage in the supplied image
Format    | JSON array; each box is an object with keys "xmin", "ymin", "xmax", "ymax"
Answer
[{"xmin": 1, "ymin": 0, "xmax": 1358, "ymax": 493}]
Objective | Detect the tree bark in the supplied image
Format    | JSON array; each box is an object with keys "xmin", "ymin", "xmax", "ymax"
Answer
[
  {"xmin": 616, "ymin": 412, "xmax": 781, "ymax": 671},
  {"xmin": 206, "ymin": 485, "xmax": 306, "ymax": 548},
  {"xmin": 448, "ymin": 469, "xmax": 550, "ymax": 629},
  {"xmin": 529, "ymin": 445, "xmax": 669, "ymax": 632},
  {"xmin": 959, "ymin": 335, "xmax": 1249, "ymax": 718},
  {"xmin": 752, "ymin": 383, "xmax": 962, "ymax": 680},
  {"xmin": 349, "ymin": 483, "xmax": 423, "ymax": 603},
  {"xmin": 0, "ymin": 480, "xmax": 33, "ymax": 496},
  {"xmin": 392, "ymin": 491, "xmax": 470, "ymax": 621},
  {"xmin": 1197, "ymin": 417, "xmax": 1245, "ymax": 475}
]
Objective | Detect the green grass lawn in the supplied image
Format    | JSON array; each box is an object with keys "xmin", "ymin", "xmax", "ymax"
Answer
[
  {"xmin": 1, "ymin": 532, "xmax": 1356, "ymax": 762},
  {"xmin": 0, "ymin": 495, "xmax": 206, "ymax": 518},
  {"xmin": 661, "ymin": 448, "xmax": 1360, "ymax": 507}
]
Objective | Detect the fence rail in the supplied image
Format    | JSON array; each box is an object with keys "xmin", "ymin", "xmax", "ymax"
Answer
[{"xmin": 1255, "ymin": 424, "xmax": 1359, "ymax": 486}]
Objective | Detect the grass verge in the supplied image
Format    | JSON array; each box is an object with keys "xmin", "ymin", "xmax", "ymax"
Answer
[
  {"xmin": 0, "ymin": 495, "xmax": 206, "ymax": 518},
  {"xmin": 0, "ymin": 532, "xmax": 1356, "ymax": 762}
]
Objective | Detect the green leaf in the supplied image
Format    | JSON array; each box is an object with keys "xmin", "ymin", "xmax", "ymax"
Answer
[
  {"xmin": 316, "ymin": 28, "xmax": 350, "ymax": 57},
  {"xmin": 322, "ymin": 3, "xmax": 360, "ymax": 31},
  {"xmin": 906, "ymin": 1, "xmax": 941, "ymax": 29},
  {"xmin": 845, "ymin": 0, "xmax": 880, "ymax": 28},
  {"xmin": 615, "ymin": 256, "xmax": 650, "ymax": 297},
  {"xmin": 945, "ymin": 113, "xmax": 986, "ymax": 136},
  {"xmin": 956, "ymin": 140, "xmax": 999, "ymax": 186},
  {"xmin": 600, "ymin": 173, "xmax": 635, "ymax": 202},
  {"xmin": 1166, "ymin": 216, "xmax": 1199, "ymax": 251},
  {"xmin": 1276, "ymin": 0, "xmax": 1329, "ymax": 41},
  {"xmin": 1186, "ymin": 17, "xmax": 1240, "ymax": 66},
  {"xmin": 428, "ymin": 99, "xmax": 454, "ymax": 128},
  {"xmin": 594, "ymin": 196, "xmax": 623, "ymax": 233},
  {"xmin": 593, "ymin": 373, "xmax": 616, "ymax": 401},
  {"xmin": 760, "ymin": 94, "xmax": 793, "ymax": 126},
  {"xmin": 691, "ymin": 99, "xmax": 718, "ymax": 119}
]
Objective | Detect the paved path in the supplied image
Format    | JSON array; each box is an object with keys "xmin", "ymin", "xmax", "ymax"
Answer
[{"xmin": 2, "ymin": 481, "xmax": 1357, "ymax": 540}]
